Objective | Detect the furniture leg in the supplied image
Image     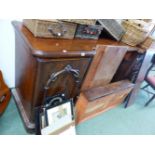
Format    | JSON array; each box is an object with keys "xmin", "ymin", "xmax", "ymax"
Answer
[
  {"xmin": 141, "ymin": 84, "xmax": 149, "ymax": 89},
  {"xmin": 145, "ymin": 95, "xmax": 155, "ymax": 107}
]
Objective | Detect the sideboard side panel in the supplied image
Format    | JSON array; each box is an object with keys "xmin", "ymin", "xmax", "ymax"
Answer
[{"xmin": 15, "ymin": 30, "xmax": 37, "ymax": 122}]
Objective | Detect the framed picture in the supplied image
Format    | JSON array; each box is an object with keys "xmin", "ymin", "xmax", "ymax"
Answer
[{"xmin": 44, "ymin": 99, "xmax": 74, "ymax": 133}]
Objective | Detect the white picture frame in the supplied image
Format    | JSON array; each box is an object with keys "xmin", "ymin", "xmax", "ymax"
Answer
[{"xmin": 44, "ymin": 100, "xmax": 73, "ymax": 133}]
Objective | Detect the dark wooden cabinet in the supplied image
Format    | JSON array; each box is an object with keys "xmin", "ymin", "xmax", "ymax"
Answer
[
  {"xmin": 12, "ymin": 21, "xmax": 153, "ymax": 132},
  {"xmin": 12, "ymin": 22, "xmax": 94, "ymax": 131}
]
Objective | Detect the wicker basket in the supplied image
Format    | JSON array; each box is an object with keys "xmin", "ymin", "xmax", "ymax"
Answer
[
  {"xmin": 139, "ymin": 35, "xmax": 155, "ymax": 49},
  {"xmin": 60, "ymin": 19, "xmax": 96, "ymax": 25},
  {"xmin": 121, "ymin": 20, "xmax": 150, "ymax": 46},
  {"xmin": 140, "ymin": 19, "xmax": 152, "ymax": 23},
  {"xmin": 23, "ymin": 19, "xmax": 77, "ymax": 39}
]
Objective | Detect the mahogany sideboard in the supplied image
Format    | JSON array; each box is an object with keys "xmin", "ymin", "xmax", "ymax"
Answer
[{"xmin": 12, "ymin": 21, "xmax": 154, "ymax": 132}]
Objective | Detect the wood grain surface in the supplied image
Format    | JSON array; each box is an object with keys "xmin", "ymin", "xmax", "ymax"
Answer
[
  {"xmin": 76, "ymin": 80, "xmax": 134, "ymax": 124},
  {"xmin": 81, "ymin": 45, "xmax": 128, "ymax": 90}
]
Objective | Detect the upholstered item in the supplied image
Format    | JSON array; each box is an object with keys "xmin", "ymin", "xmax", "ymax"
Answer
[{"xmin": 146, "ymin": 76, "xmax": 155, "ymax": 87}]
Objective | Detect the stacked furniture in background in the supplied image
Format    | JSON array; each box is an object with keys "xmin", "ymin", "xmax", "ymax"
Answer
[
  {"xmin": 23, "ymin": 19, "xmax": 127, "ymax": 41},
  {"xmin": 23, "ymin": 19, "xmax": 103, "ymax": 40}
]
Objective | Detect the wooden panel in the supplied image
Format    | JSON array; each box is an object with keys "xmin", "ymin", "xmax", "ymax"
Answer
[
  {"xmin": 15, "ymin": 30, "xmax": 37, "ymax": 122},
  {"xmin": 84, "ymin": 80, "xmax": 135, "ymax": 101},
  {"xmin": 76, "ymin": 80, "xmax": 134, "ymax": 124},
  {"xmin": 112, "ymin": 52, "xmax": 145, "ymax": 83},
  {"xmin": 84, "ymin": 89, "xmax": 131, "ymax": 117},
  {"xmin": 81, "ymin": 45, "xmax": 128, "ymax": 90}
]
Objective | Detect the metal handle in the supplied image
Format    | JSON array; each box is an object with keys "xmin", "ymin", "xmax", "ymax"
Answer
[
  {"xmin": 48, "ymin": 22, "xmax": 67, "ymax": 37},
  {"xmin": 82, "ymin": 27, "xmax": 98, "ymax": 35},
  {"xmin": 44, "ymin": 65, "xmax": 80, "ymax": 90}
]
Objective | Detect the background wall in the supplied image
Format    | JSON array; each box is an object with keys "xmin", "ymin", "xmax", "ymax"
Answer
[
  {"xmin": 0, "ymin": 19, "xmax": 22, "ymax": 88},
  {"xmin": 0, "ymin": 20, "xmax": 15, "ymax": 88}
]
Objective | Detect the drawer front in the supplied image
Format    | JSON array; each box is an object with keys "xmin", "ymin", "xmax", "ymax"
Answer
[
  {"xmin": 23, "ymin": 19, "xmax": 77, "ymax": 39},
  {"xmin": 75, "ymin": 25, "xmax": 103, "ymax": 40},
  {"xmin": 33, "ymin": 58, "xmax": 92, "ymax": 107}
]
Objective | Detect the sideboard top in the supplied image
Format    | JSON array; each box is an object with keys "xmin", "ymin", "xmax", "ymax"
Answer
[{"xmin": 12, "ymin": 21, "xmax": 145, "ymax": 58}]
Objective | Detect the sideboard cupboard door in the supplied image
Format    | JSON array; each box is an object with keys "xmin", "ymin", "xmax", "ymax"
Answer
[{"xmin": 33, "ymin": 58, "xmax": 92, "ymax": 108}]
